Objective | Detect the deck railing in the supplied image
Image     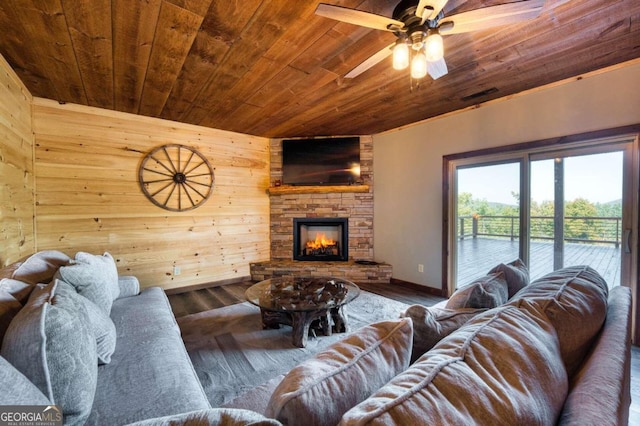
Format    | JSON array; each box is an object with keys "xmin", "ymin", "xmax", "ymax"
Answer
[{"xmin": 459, "ymin": 215, "xmax": 622, "ymax": 247}]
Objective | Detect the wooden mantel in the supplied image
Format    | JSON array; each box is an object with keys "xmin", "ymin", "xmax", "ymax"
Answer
[{"xmin": 267, "ymin": 184, "xmax": 370, "ymax": 195}]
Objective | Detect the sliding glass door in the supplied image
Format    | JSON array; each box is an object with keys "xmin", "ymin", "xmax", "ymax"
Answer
[{"xmin": 448, "ymin": 136, "xmax": 636, "ymax": 293}]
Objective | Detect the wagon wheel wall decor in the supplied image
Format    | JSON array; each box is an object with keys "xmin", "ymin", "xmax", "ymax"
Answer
[{"xmin": 139, "ymin": 144, "xmax": 214, "ymax": 212}]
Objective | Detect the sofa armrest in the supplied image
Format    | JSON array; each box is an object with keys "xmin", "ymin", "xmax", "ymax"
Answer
[
  {"xmin": 117, "ymin": 276, "xmax": 140, "ymax": 299},
  {"xmin": 558, "ymin": 285, "xmax": 632, "ymax": 425}
]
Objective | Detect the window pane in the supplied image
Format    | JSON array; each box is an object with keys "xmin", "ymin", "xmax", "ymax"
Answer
[
  {"xmin": 456, "ymin": 162, "xmax": 520, "ymax": 287},
  {"xmin": 530, "ymin": 152, "xmax": 623, "ymax": 287},
  {"xmin": 565, "ymin": 152, "xmax": 622, "ymax": 287}
]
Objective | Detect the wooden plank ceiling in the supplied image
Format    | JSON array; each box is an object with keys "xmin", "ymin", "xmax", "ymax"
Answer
[{"xmin": 0, "ymin": 0, "xmax": 638, "ymax": 138}]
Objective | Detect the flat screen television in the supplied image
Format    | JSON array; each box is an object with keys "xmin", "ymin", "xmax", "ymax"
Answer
[{"xmin": 282, "ymin": 137, "xmax": 361, "ymax": 186}]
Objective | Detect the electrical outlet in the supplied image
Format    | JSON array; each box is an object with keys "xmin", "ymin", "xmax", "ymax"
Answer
[
  {"xmin": 173, "ymin": 266, "xmax": 181, "ymax": 276},
  {"xmin": 418, "ymin": 264, "xmax": 424, "ymax": 273}
]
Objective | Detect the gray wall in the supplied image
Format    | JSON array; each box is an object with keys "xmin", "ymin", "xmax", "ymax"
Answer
[{"xmin": 373, "ymin": 61, "xmax": 640, "ymax": 290}]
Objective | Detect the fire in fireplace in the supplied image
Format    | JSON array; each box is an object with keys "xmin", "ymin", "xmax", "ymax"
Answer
[
  {"xmin": 305, "ymin": 233, "xmax": 339, "ymax": 256},
  {"xmin": 293, "ymin": 218, "xmax": 348, "ymax": 261}
]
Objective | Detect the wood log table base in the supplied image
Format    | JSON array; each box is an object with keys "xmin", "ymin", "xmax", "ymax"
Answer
[
  {"xmin": 260, "ymin": 305, "xmax": 349, "ymax": 348},
  {"xmin": 245, "ymin": 276, "xmax": 360, "ymax": 348}
]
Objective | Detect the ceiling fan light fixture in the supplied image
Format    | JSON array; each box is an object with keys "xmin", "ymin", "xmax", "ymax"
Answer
[
  {"xmin": 424, "ymin": 31, "xmax": 444, "ymax": 62},
  {"xmin": 410, "ymin": 30, "xmax": 426, "ymax": 51},
  {"xmin": 411, "ymin": 50, "xmax": 428, "ymax": 79},
  {"xmin": 316, "ymin": 0, "xmax": 548, "ymax": 83},
  {"xmin": 393, "ymin": 41, "xmax": 409, "ymax": 70}
]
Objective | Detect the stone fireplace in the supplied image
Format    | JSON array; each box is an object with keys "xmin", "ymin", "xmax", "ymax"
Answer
[
  {"xmin": 249, "ymin": 135, "xmax": 392, "ymax": 284},
  {"xmin": 293, "ymin": 218, "xmax": 348, "ymax": 261}
]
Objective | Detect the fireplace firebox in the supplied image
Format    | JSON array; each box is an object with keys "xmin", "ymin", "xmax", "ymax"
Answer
[{"xmin": 293, "ymin": 218, "xmax": 348, "ymax": 261}]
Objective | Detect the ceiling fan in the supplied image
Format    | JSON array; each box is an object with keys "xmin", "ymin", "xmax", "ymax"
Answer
[{"xmin": 315, "ymin": 0, "xmax": 545, "ymax": 80}]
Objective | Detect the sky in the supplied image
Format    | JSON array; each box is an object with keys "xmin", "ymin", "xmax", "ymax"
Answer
[{"xmin": 458, "ymin": 151, "xmax": 623, "ymax": 205}]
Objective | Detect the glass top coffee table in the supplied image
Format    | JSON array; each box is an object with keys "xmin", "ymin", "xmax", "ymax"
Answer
[{"xmin": 245, "ymin": 276, "xmax": 360, "ymax": 348}]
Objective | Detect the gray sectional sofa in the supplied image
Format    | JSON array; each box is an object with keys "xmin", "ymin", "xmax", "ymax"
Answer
[
  {"xmin": 0, "ymin": 250, "xmax": 277, "ymax": 425},
  {"xmin": 0, "ymin": 251, "xmax": 633, "ymax": 425},
  {"xmin": 224, "ymin": 261, "xmax": 632, "ymax": 425}
]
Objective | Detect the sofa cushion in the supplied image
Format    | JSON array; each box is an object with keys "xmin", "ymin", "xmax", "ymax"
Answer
[
  {"xmin": 401, "ymin": 304, "xmax": 485, "ymax": 363},
  {"xmin": 508, "ymin": 265, "xmax": 608, "ymax": 377},
  {"xmin": 266, "ymin": 319, "xmax": 413, "ymax": 426},
  {"xmin": 124, "ymin": 408, "xmax": 282, "ymax": 426},
  {"xmin": 0, "ymin": 356, "xmax": 51, "ymax": 405},
  {"xmin": 87, "ymin": 327, "xmax": 210, "ymax": 425},
  {"xmin": 446, "ymin": 272, "xmax": 508, "ymax": 309},
  {"xmin": 488, "ymin": 258, "xmax": 529, "ymax": 298},
  {"xmin": 340, "ymin": 302, "xmax": 568, "ymax": 425},
  {"xmin": 57, "ymin": 252, "xmax": 119, "ymax": 314},
  {"xmin": 11, "ymin": 250, "xmax": 71, "ymax": 285},
  {"xmin": 1, "ymin": 279, "xmax": 98, "ymax": 425},
  {"xmin": 86, "ymin": 287, "xmax": 206, "ymax": 426}
]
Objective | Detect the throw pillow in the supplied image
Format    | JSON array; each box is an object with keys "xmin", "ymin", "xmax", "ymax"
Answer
[
  {"xmin": 0, "ymin": 277, "xmax": 32, "ymax": 304},
  {"xmin": 0, "ymin": 289, "xmax": 22, "ymax": 346},
  {"xmin": 76, "ymin": 252, "xmax": 120, "ymax": 301},
  {"xmin": 266, "ymin": 319, "xmax": 413, "ymax": 426},
  {"xmin": 401, "ymin": 304, "xmax": 485, "ymax": 363},
  {"xmin": 57, "ymin": 251, "xmax": 119, "ymax": 314},
  {"xmin": 446, "ymin": 272, "xmax": 508, "ymax": 309},
  {"xmin": 11, "ymin": 250, "xmax": 71, "ymax": 286},
  {"xmin": 488, "ymin": 258, "xmax": 529, "ymax": 298},
  {"xmin": 0, "ymin": 260, "xmax": 22, "ymax": 280},
  {"xmin": 1, "ymin": 279, "xmax": 98, "ymax": 425},
  {"xmin": 61, "ymin": 281, "xmax": 117, "ymax": 364},
  {"xmin": 0, "ymin": 356, "xmax": 51, "ymax": 405},
  {"xmin": 508, "ymin": 265, "xmax": 609, "ymax": 377},
  {"xmin": 125, "ymin": 408, "xmax": 282, "ymax": 426},
  {"xmin": 340, "ymin": 303, "xmax": 568, "ymax": 425}
]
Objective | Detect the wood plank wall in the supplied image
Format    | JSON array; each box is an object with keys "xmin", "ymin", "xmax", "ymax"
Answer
[
  {"xmin": 31, "ymin": 99, "xmax": 270, "ymax": 290},
  {"xmin": 0, "ymin": 54, "xmax": 35, "ymax": 266}
]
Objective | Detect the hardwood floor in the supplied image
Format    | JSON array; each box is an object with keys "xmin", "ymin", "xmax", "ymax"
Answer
[
  {"xmin": 168, "ymin": 280, "xmax": 639, "ymax": 423},
  {"xmin": 167, "ymin": 280, "xmax": 446, "ymax": 318},
  {"xmin": 168, "ymin": 282, "xmax": 253, "ymax": 317}
]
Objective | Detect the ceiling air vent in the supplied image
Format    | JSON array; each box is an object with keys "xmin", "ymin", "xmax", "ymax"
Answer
[{"xmin": 460, "ymin": 87, "xmax": 499, "ymax": 102}]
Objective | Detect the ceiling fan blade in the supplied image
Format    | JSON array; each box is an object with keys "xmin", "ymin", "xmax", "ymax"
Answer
[
  {"xmin": 428, "ymin": 57, "xmax": 448, "ymax": 80},
  {"xmin": 345, "ymin": 43, "xmax": 395, "ymax": 78},
  {"xmin": 315, "ymin": 4, "xmax": 404, "ymax": 32},
  {"xmin": 438, "ymin": 0, "xmax": 544, "ymax": 35},
  {"xmin": 416, "ymin": 0, "xmax": 449, "ymax": 24},
  {"xmin": 416, "ymin": 0, "xmax": 430, "ymax": 23}
]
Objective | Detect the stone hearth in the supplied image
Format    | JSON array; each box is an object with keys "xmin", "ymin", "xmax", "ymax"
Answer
[{"xmin": 250, "ymin": 260, "xmax": 392, "ymax": 284}]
